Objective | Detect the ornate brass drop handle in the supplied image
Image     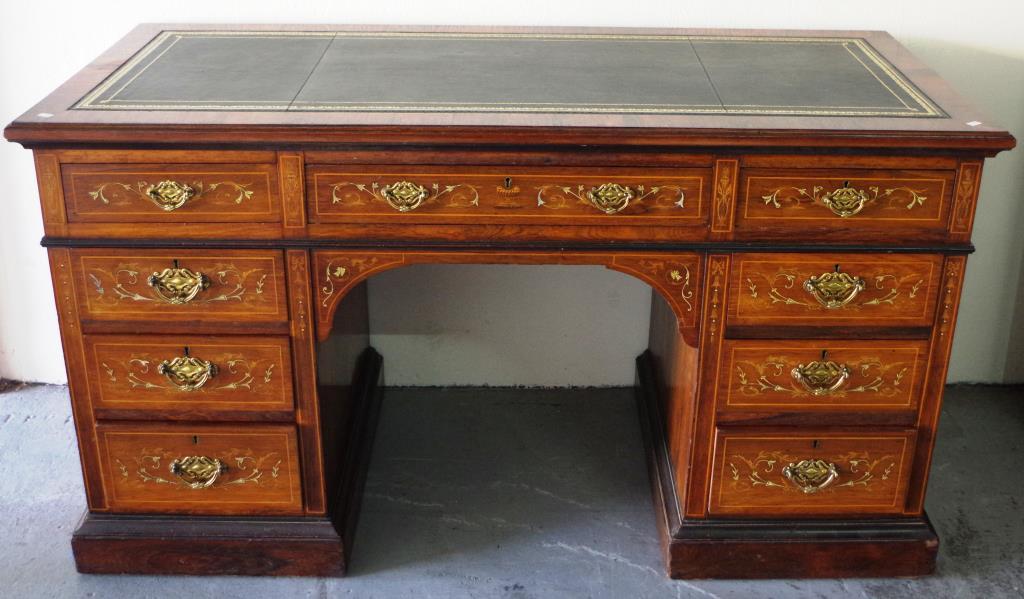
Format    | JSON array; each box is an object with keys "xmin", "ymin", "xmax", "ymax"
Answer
[
  {"xmin": 145, "ymin": 180, "xmax": 196, "ymax": 211},
  {"xmin": 169, "ymin": 455, "xmax": 228, "ymax": 489},
  {"xmin": 783, "ymin": 459, "xmax": 840, "ymax": 494},
  {"xmin": 804, "ymin": 265, "xmax": 866, "ymax": 309},
  {"xmin": 821, "ymin": 181, "xmax": 871, "ymax": 217},
  {"xmin": 380, "ymin": 180, "xmax": 430, "ymax": 212},
  {"xmin": 158, "ymin": 353, "xmax": 218, "ymax": 391},
  {"xmin": 586, "ymin": 183, "xmax": 635, "ymax": 214},
  {"xmin": 147, "ymin": 265, "xmax": 210, "ymax": 304},
  {"xmin": 791, "ymin": 352, "xmax": 851, "ymax": 396}
]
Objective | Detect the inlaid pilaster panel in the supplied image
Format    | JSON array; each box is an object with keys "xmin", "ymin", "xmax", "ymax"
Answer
[{"xmin": 286, "ymin": 250, "xmax": 328, "ymax": 514}]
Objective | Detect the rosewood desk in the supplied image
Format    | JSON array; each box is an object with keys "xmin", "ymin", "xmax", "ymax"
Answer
[{"xmin": 4, "ymin": 25, "xmax": 1015, "ymax": 579}]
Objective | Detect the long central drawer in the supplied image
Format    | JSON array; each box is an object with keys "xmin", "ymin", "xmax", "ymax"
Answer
[{"xmin": 307, "ymin": 166, "xmax": 711, "ymax": 225}]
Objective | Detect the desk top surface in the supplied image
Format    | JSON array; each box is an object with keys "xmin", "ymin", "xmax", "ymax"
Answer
[{"xmin": 4, "ymin": 25, "xmax": 1014, "ymax": 151}]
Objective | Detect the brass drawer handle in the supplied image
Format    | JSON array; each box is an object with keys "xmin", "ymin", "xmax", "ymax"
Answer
[
  {"xmin": 147, "ymin": 266, "xmax": 210, "ymax": 304},
  {"xmin": 783, "ymin": 459, "xmax": 839, "ymax": 493},
  {"xmin": 821, "ymin": 182, "xmax": 870, "ymax": 217},
  {"xmin": 145, "ymin": 180, "xmax": 196, "ymax": 211},
  {"xmin": 380, "ymin": 180, "xmax": 430, "ymax": 212},
  {"xmin": 804, "ymin": 266, "xmax": 866, "ymax": 309},
  {"xmin": 587, "ymin": 183, "xmax": 634, "ymax": 214},
  {"xmin": 158, "ymin": 354, "xmax": 218, "ymax": 391},
  {"xmin": 791, "ymin": 355, "xmax": 850, "ymax": 395},
  {"xmin": 170, "ymin": 455, "xmax": 228, "ymax": 489}
]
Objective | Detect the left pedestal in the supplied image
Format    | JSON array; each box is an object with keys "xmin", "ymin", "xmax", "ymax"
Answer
[{"xmin": 69, "ymin": 346, "xmax": 383, "ymax": 577}]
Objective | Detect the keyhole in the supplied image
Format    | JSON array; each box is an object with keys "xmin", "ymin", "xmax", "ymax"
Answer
[
  {"xmin": 504, "ymin": 177, "xmax": 513, "ymax": 190},
  {"xmin": 821, "ymin": 349, "xmax": 829, "ymax": 360},
  {"xmin": 172, "ymin": 259, "xmax": 179, "ymax": 269},
  {"xmin": 192, "ymin": 435, "xmax": 199, "ymax": 445},
  {"xmin": 842, "ymin": 180, "xmax": 850, "ymax": 188},
  {"xmin": 812, "ymin": 439, "xmax": 820, "ymax": 449},
  {"xmin": 833, "ymin": 264, "xmax": 841, "ymax": 273},
  {"xmin": 184, "ymin": 346, "xmax": 190, "ymax": 357}
]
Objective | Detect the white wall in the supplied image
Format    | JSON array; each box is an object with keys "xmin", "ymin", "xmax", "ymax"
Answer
[
  {"xmin": 366, "ymin": 265, "xmax": 652, "ymax": 386},
  {"xmin": 1, "ymin": 1, "xmax": 1022, "ymax": 385}
]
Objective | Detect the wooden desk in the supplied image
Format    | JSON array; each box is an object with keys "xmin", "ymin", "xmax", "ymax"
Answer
[{"xmin": 4, "ymin": 25, "xmax": 1014, "ymax": 579}]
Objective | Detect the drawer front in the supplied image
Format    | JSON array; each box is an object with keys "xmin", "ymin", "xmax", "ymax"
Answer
[
  {"xmin": 709, "ymin": 429, "xmax": 915, "ymax": 517},
  {"xmin": 729, "ymin": 253, "xmax": 941, "ymax": 328},
  {"xmin": 736, "ymin": 169, "xmax": 954, "ymax": 238},
  {"xmin": 72, "ymin": 249, "xmax": 287, "ymax": 323},
  {"xmin": 85, "ymin": 335, "xmax": 294, "ymax": 419},
  {"xmin": 97, "ymin": 423, "xmax": 303, "ymax": 515},
  {"xmin": 62, "ymin": 163, "xmax": 281, "ymax": 223},
  {"xmin": 718, "ymin": 339, "xmax": 928, "ymax": 413},
  {"xmin": 309, "ymin": 167, "xmax": 709, "ymax": 225}
]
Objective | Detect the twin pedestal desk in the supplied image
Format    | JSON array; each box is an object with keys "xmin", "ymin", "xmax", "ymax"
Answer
[{"xmin": 5, "ymin": 25, "xmax": 1014, "ymax": 579}]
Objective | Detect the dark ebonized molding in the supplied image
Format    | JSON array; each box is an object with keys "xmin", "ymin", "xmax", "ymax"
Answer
[{"xmin": 40, "ymin": 236, "xmax": 977, "ymax": 255}]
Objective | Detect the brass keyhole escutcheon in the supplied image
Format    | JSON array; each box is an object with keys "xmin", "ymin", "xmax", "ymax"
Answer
[{"xmin": 497, "ymin": 176, "xmax": 520, "ymax": 196}]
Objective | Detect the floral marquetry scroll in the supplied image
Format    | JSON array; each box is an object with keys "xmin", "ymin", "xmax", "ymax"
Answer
[
  {"xmin": 711, "ymin": 159, "xmax": 738, "ymax": 233},
  {"xmin": 951, "ymin": 162, "xmax": 982, "ymax": 234},
  {"xmin": 87, "ymin": 180, "xmax": 254, "ymax": 211},
  {"xmin": 114, "ymin": 450, "xmax": 281, "ymax": 489},
  {"xmin": 535, "ymin": 182, "xmax": 687, "ymax": 215},
  {"xmin": 610, "ymin": 255, "xmax": 702, "ymax": 334},
  {"xmin": 727, "ymin": 450, "xmax": 897, "ymax": 495},
  {"xmin": 329, "ymin": 180, "xmax": 481, "ymax": 212},
  {"xmin": 315, "ymin": 252, "xmax": 406, "ymax": 340},
  {"xmin": 760, "ymin": 183, "xmax": 927, "ymax": 218},
  {"xmin": 710, "ymin": 432, "xmax": 914, "ymax": 515},
  {"xmin": 86, "ymin": 263, "xmax": 266, "ymax": 307}
]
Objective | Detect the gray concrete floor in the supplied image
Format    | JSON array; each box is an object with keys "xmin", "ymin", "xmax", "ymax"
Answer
[{"xmin": 0, "ymin": 384, "xmax": 1021, "ymax": 598}]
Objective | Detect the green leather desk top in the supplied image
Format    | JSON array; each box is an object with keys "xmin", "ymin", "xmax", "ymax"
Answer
[{"xmin": 74, "ymin": 30, "xmax": 943, "ymax": 118}]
